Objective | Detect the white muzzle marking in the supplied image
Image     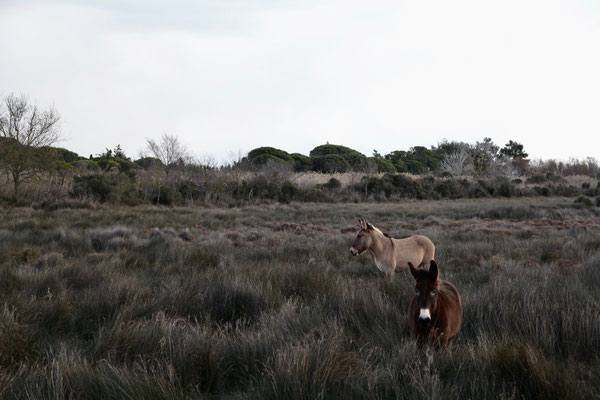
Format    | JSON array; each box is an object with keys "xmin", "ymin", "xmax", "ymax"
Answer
[{"xmin": 419, "ymin": 308, "xmax": 431, "ymax": 320}]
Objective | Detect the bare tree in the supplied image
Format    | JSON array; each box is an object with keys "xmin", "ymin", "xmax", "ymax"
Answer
[
  {"xmin": 143, "ymin": 133, "xmax": 190, "ymax": 204},
  {"xmin": 145, "ymin": 133, "xmax": 189, "ymax": 176},
  {"xmin": 441, "ymin": 146, "xmax": 473, "ymax": 176},
  {"xmin": 471, "ymin": 137, "xmax": 500, "ymax": 176},
  {"xmin": 0, "ymin": 93, "xmax": 62, "ymax": 198},
  {"xmin": 361, "ymin": 158, "xmax": 379, "ymax": 196},
  {"xmin": 225, "ymin": 148, "xmax": 249, "ymax": 169},
  {"xmin": 195, "ymin": 153, "xmax": 218, "ymax": 170}
]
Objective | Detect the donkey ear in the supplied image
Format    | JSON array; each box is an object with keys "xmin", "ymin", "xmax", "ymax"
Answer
[
  {"xmin": 365, "ymin": 222, "xmax": 374, "ymax": 231},
  {"xmin": 428, "ymin": 260, "xmax": 439, "ymax": 281},
  {"xmin": 408, "ymin": 262, "xmax": 419, "ymax": 280}
]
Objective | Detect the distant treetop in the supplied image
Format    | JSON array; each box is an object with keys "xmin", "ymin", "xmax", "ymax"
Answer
[
  {"xmin": 309, "ymin": 144, "xmax": 365, "ymax": 158},
  {"xmin": 247, "ymin": 146, "xmax": 293, "ymax": 165},
  {"xmin": 499, "ymin": 140, "xmax": 529, "ymax": 160},
  {"xmin": 310, "ymin": 144, "xmax": 368, "ymax": 172}
]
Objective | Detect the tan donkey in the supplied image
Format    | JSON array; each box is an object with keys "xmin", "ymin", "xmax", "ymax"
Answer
[{"xmin": 349, "ymin": 219, "xmax": 435, "ymax": 280}]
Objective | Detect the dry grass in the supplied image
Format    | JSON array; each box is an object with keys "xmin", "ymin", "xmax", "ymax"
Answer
[
  {"xmin": 0, "ymin": 197, "xmax": 599, "ymax": 398},
  {"xmin": 289, "ymin": 172, "xmax": 382, "ymax": 188},
  {"xmin": 564, "ymin": 174, "xmax": 598, "ymax": 189}
]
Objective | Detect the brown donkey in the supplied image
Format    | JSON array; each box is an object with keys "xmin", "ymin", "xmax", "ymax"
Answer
[
  {"xmin": 408, "ymin": 260, "xmax": 462, "ymax": 346},
  {"xmin": 350, "ymin": 219, "xmax": 435, "ymax": 280}
]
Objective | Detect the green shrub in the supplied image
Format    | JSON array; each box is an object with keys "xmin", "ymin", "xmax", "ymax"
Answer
[
  {"xmin": 239, "ymin": 176, "xmax": 282, "ymax": 201},
  {"xmin": 309, "ymin": 144, "xmax": 367, "ymax": 171},
  {"xmin": 134, "ymin": 157, "xmax": 164, "ymax": 170},
  {"xmin": 386, "ymin": 174, "xmax": 423, "ymax": 198},
  {"xmin": 574, "ymin": 196, "xmax": 593, "ymax": 207},
  {"xmin": 72, "ymin": 160, "xmax": 101, "ymax": 172},
  {"xmin": 294, "ymin": 187, "xmax": 332, "ymax": 203},
  {"xmin": 95, "ymin": 158, "xmax": 120, "ymax": 171},
  {"xmin": 553, "ymin": 185, "xmax": 579, "ymax": 197},
  {"xmin": 309, "ymin": 144, "xmax": 358, "ymax": 158},
  {"xmin": 112, "ymin": 157, "xmax": 138, "ymax": 177},
  {"xmin": 492, "ymin": 177, "xmax": 516, "ymax": 198},
  {"xmin": 533, "ymin": 186, "xmax": 551, "ymax": 196},
  {"xmin": 54, "ymin": 148, "xmax": 82, "ymax": 163},
  {"xmin": 434, "ymin": 179, "xmax": 467, "ymax": 199},
  {"xmin": 71, "ymin": 175, "xmax": 115, "ymax": 202},
  {"xmin": 526, "ymin": 175, "xmax": 546, "ymax": 184},
  {"xmin": 312, "ymin": 155, "xmax": 351, "ymax": 173},
  {"xmin": 323, "ymin": 178, "xmax": 342, "ymax": 191},
  {"xmin": 177, "ymin": 180, "xmax": 205, "ymax": 202},
  {"xmin": 404, "ymin": 158, "xmax": 428, "ymax": 174},
  {"xmin": 546, "ymin": 172, "xmax": 563, "ymax": 182},
  {"xmin": 351, "ymin": 174, "xmax": 429, "ymax": 199},
  {"xmin": 290, "ymin": 153, "xmax": 313, "ymax": 172},
  {"xmin": 361, "ymin": 176, "xmax": 387, "ymax": 198},
  {"xmin": 118, "ymin": 184, "xmax": 143, "ymax": 206},
  {"xmin": 469, "ymin": 182, "xmax": 492, "ymax": 198},
  {"xmin": 248, "ymin": 147, "xmax": 293, "ymax": 165},
  {"xmin": 279, "ymin": 181, "xmax": 332, "ymax": 203},
  {"xmin": 383, "ymin": 149, "xmax": 433, "ymax": 174},
  {"xmin": 383, "ymin": 151, "xmax": 408, "ymax": 173},
  {"xmin": 251, "ymin": 154, "xmax": 292, "ymax": 166},
  {"xmin": 410, "ymin": 146, "xmax": 441, "ymax": 171},
  {"xmin": 280, "ymin": 181, "xmax": 299, "ymax": 203},
  {"xmin": 153, "ymin": 186, "xmax": 182, "ymax": 206},
  {"xmin": 368, "ymin": 157, "xmax": 396, "ymax": 173}
]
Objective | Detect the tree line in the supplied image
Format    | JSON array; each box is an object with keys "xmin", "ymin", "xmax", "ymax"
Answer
[
  {"xmin": 245, "ymin": 138, "xmax": 529, "ymax": 176},
  {"xmin": 1, "ymin": 93, "xmax": 599, "ymax": 206}
]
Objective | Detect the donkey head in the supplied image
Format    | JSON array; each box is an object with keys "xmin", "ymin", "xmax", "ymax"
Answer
[
  {"xmin": 350, "ymin": 218, "xmax": 375, "ymax": 256},
  {"xmin": 409, "ymin": 260, "xmax": 440, "ymax": 328}
]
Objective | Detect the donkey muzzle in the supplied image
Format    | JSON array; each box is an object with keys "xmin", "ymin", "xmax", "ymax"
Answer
[
  {"xmin": 418, "ymin": 308, "xmax": 431, "ymax": 322},
  {"xmin": 350, "ymin": 247, "xmax": 358, "ymax": 256}
]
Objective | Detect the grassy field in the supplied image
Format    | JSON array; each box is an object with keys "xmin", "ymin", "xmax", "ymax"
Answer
[{"xmin": 1, "ymin": 197, "xmax": 600, "ymax": 399}]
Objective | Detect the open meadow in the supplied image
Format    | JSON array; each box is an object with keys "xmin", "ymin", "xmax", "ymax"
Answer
[{"xmin": 1, "ymin": 197, "xmax": 600, "ymax": 399}]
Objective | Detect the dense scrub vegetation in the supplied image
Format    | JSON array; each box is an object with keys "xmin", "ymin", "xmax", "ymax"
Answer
[
  {"xmin": 2, "ymin": 137, "xmax": 600, "ymax": 207},
  {"xmin": 0, "ymin": 198, "xmax": 599, "ymax": 398}
]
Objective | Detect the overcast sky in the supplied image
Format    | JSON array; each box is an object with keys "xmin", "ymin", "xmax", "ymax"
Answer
[{"xmin": 1, "ymin": 0, "xmax": 599, "ymax": 163}]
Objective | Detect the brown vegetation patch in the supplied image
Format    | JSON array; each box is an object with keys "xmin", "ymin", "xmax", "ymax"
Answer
[
  {"xmin": 225, "ymin": 231, "xmax": 242, "ymax": 241},
  {"xmin": 274, "ymin": 223, "xmax": 305, "ymax": 233},
  {"xmin": 340, "ymin": 226, "xmax": 357, "ymax": 234},
  {"xmin": 273, "ymin": 223, "xmax": 333, "ymax": 236},
  {"xmin": 448, "ymin": 255, "xmax": 481, "ymax": 270}
]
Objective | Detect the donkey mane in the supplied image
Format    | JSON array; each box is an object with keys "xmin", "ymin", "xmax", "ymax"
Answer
[{"xmin": 370, "ymin": 225, "xmax": 390, "ymax": 239}]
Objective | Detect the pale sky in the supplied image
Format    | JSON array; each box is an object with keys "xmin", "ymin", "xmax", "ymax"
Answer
[{"xmin": 1, "ymin": 0, "xmax": 599, "ymax": 163}]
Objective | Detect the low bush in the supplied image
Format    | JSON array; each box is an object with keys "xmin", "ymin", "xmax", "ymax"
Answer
[
  {"xmin": 574, "ymin": 195, "xmax": 593, "ymax": 207},
  {"xmin": 322, "ymin": 178, "xmax": 342, "ymax": 191},
  {"xmin": 71, "ymin": 174, "xmax": 115, "ymax": 202},
  {"xmin": 526, "ymin": 175, "xmax": 546, "ymax": 184},
  {"xmin": 312, "ymin": 154, "xmax": 352, "ymax": 173}
]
